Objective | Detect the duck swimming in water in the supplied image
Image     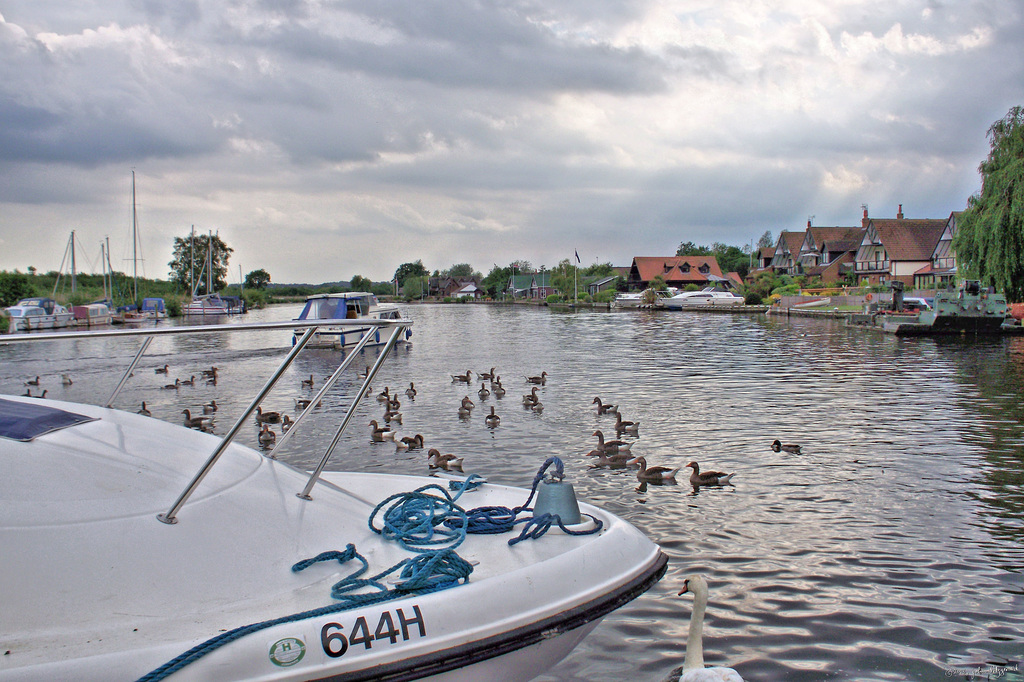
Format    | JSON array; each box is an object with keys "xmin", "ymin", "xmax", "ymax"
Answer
[{"xmin": 770, "ymin": 439, "xmax": 801, "ymax": 455}]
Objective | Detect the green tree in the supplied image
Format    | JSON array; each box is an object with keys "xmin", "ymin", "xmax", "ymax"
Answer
[
  {"xmin": 393, "ymin": 261, "xmax": 428, "ymax": 288},
  {"xmin": 245, "ymin": 268, "xmax": 271, "ymax": 290},
  {"xmin": 757, "ymin": 230, "xmax": 774, "ymax": 250},
  {"xmin": 442, "ymin": 263, "xmax": 480, "ymax": 280},
  {"xmin": 0, "ymin": 271, "xmax": 32, "ymax": 306},
  {"xmin": 676, "ymin": 241, "xmax": 712, "ymax": 256},
  {"xmin": 349, "ymin": 275, "xmax": 373, "ymax": 292},
  {"xmin": 954, "ymin": 105, "xmax": 1024, "ymax": 302},
  {"xmin": 169, "ymin": 232, "xmax": 233, "ymax": 293},
  {"xmin": 482, "ymin": 264, "xmax": 512, "ymax": 298}
]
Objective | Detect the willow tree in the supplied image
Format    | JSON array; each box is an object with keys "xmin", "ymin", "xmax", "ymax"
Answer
[{"xmin": 953, "ymin": 106, "xmax": 1024, "ymax": 302}]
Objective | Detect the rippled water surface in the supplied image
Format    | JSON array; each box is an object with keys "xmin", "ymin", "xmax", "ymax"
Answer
[{"xmin": 3, "ymin": 303, "xmax": 1023, "ymax": 681}]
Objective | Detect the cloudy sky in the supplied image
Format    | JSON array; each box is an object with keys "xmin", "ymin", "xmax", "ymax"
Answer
[{"xmin": 0, "ymin": 0, "xmax": 1021, "ymax": 284}]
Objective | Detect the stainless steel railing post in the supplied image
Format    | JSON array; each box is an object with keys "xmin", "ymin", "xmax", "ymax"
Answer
[
  {"xmin": 298, "ymin": 324, "xmax": 406, "ymax": 500},
  {"xmin": 105, "ymin": 336, "xmax": 154, "ymax": 408},
  {"xmin": 158, "ymin": 326, "xmax": 319, "ymax": 524}
]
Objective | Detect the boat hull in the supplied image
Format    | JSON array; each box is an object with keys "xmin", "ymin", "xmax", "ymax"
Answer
[{"xmin": 0, "ymin": 396, "xmax": 663, "ymax": 682}]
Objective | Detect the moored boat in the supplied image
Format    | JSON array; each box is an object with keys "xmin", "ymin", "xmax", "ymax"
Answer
[
  {"xmin": 71, "ymin": 302, "xmax": 113, "ymax": 326},
  {"xmin": 293, "ymin": 292, "xmax": 411, "ymax": 349},
  {"xmin": 183, "ymin": 293, "xmax": 231, "ymax": 316},
  {"xmin": 4, "ymin": 298, "xmax": 74, "ymax": 332},
  {"xmin": 141, "ymin": 297, "xmax": 168, "ymax": 320},
  {"xmin": 0, "ymin": 319, "xmax": 666, "ymax": 681},
  {"xmin": 661, "ymin": 288, "xmax": 745, "ymax": 309}
]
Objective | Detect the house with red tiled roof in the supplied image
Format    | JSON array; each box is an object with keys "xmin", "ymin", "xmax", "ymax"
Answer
[
  {"xmin": 797, "ymin": 221, "xmax": 865, "ymax": 284},
  {"xmin": 768, "ymin": 231, "xmax": 807, "ymax": 275},
  {"xmin": 913, "ymin": 212, "xmax": 960, "ymax": 289},
  {"xmin": 626, "ymin": 256, "xmax": 727, "ymax": 290},
  {"xmin": 854, "ymin": 205, "xmax": 947, "ymax": 286}
]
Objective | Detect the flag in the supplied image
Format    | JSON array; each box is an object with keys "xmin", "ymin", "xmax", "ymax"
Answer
[{"xmin": 575, "ymin": 250, "xmax": 581, "ymax": 264}]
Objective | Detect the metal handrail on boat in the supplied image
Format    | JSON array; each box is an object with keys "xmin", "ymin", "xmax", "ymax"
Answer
[{"xmin": 0, "ymin": 318, "xmax": 413, "ymax": 523}]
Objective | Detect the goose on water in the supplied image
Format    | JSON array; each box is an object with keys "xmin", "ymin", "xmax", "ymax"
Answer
[
  {"xmin": 686, "ymin": 461, "xmax": 735, "ymax": 487},
  {"xmin": 427, "ymin": 448, "xmax": 464, "ymax": 470},
  {"xmin": 480, "ymin": 367, "xmax": 496, "ymax": 381},
  {"xmin": 384, "ymin": 409, "xmax": 403, "ymax": 424},
  {"xmin": 396, "ymin": 434, "xmax": 425, "ymax": 451},
  {"xmin": 629, "ymin": 456, "xmax": 679, "ymax": 482},
  {"xmin": 592, "ymin": 396, "xmax": 617, "ymax": 414},
  {"xmin": 25, "ymin": 376, "xmax": 40, "ymax": 387},
  {"xmin": 281, "ymin": 415, "xmax": 293, "ymax": 433},
  {"xmin": 200, "ymin": 366, "xmax": 218, "ymax": 378},
  {"xmin": 376, "ymin": 387, "xmax": 391, "ymax": 402},
  {"xmin": 258, "ymin": 424, "xmax": 277, "ymax": 448},
  {"xmin": 179, "ymin": 375, "xmax": 196, "ymax": 387},
  {"xmin": 295, "ymin": 397, "xmax": 322, "ymax": 410},
  {"xmin": 405, "ymin": 382, "xmax": 417, "ymax": 398},
  {"xmin": 162, "ymin": 379, "xmax": 181, "ymax": 390},
  {"xmin": 525, "ymin": 371, "xmax": 548, "ymax": 385},
  {"xmin": 154, "ymin": 365, "xmax": 169, "ymax": 374},
  {"xmin": 485, "ymin": 406, "xmax": 500, "ymax": 426},
  {"xmin": 301, "ymin": 374, "xmax": 315, "ymax": 389},
  {"xmin": 614, "ymin": 411, "xmax": 640, "ymax": 434},
  {"xmin": 770, "ymin": 439, "xmax": 802, "ymax": 455},
  {"xmin": 255, "ymin": 406, "xmax": 281, "ymax": 424},
  {"xmin": 137, "ymin": 401, "xmax": 152, "ymax": 417},
  {"xmin": 451, "ymin": 370, "xmax": 473, "ymax": 383},
  {"xmin": 61, "ymin": 374, "xmax": 73, "ymax": 386},
  {"xmin": 182, "ymin": 409, "xmax": 213, "ymax": 429},
  {"xmin": 661, "ymin": 575, "xmax": 744, "ymax": 682},
  {"xmin": 369, "ymin": 419, "xmax": 396, "ymax": 441},
  {"xmin": 522, "ymin": 386, "xmax": 540, "ymax": 405},
  {"xmin": 492, "ymin": 382, "xmax": 506, "ymax": 398},
  {"xmin": 586, "ymin": 449, "xmax": 633, "ymax": 468},
  {"xmin": 593, "ymin": 429, "xmax": 632, "ymax": 454},
  {"xmin": 478, "ymin": 383, "xmax": 490, "ymax": 399}
]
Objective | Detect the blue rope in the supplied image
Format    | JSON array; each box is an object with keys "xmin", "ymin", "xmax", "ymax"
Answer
[{"xmin": 136, "ymin": 460, "xmax": 596, "ymax": 681}]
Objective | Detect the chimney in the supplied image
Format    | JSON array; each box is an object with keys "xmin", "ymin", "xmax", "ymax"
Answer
[
  {"xmin": 862, "ymin": 205, "xmax": 869, "ymax": 229},
  {"xmin": 897, "ymin": 204, "xmax": 904, "ymax": 220}
]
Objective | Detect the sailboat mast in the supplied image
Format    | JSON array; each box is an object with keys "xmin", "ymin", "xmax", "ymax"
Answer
[
  {"xmin": 131, "ymin": 171, "xmax": 138, "ymax": 304},
  {"xmin": 71, "ymin": 230, "xmax": 77, "ymax": 294},
  {"xmin": 100, "ymin": 240, "xmax": 107, "ymax": 301},
  {"xmin": 189, "ymin": 225, "xmax": 195, "ymax": 296},
  {"xmin": 106, "ymin": 236, "xmax": 113, "ymax": 304},
  {"xmin": 207, "ymin": 230, "xmax": 212, "ymax": 295}
]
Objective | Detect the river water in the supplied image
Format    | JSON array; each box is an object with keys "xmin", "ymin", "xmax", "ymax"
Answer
[{"xmin": 2, "ymin": 303, "xmax": 1022, "ymax": 681}]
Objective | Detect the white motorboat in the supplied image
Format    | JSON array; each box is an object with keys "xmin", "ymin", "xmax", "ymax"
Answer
[
  {"xmin": 4, "ymin": 298, "xmax": 74, "ymax": 332},
  {"xmin": 0, "ymin": 319, "xmax": 666, "ymax": 681},
  {"xmin": 613, "ymin": 288, "xmax": 678, "ymax": 309},
  {"xmin": 140, "ymin": 297, "xmax": 168, "ymax": 320},
  {"xmin": 661, "ymin": 288, "xmax": 745, "ymax": 309},
  {"xmin": 293, "ymin": 292, "xmax": 412, "ymax": 349}
]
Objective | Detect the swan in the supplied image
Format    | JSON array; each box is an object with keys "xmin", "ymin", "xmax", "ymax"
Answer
[
  {"xmin": 592, "ymin": 396, "xmax": 617, "ymax": 414},
  {"xmin": 662, "ymin": 575, "xmax": 743, "ymax": 682},
  {"xmin": 686, "ymin": 461, "xmax": 735, "ymax": 487},
  {"xmin": 629, "ymin": 456, "xmax": 679, "ymax": 482},
  {"xmin": 770, "ymin": 439, "xmax": 801, "ymax": 454}
]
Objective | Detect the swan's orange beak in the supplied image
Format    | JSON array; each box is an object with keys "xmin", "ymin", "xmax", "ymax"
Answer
[{"xmin": 677, "ymin": 579, "xmax": 690, "ymax": 596}]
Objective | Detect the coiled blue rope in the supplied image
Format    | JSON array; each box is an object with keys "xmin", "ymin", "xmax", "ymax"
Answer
[{"xmin": 136, "ymin": 460, "xmax": 597, "ymax": 681}]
